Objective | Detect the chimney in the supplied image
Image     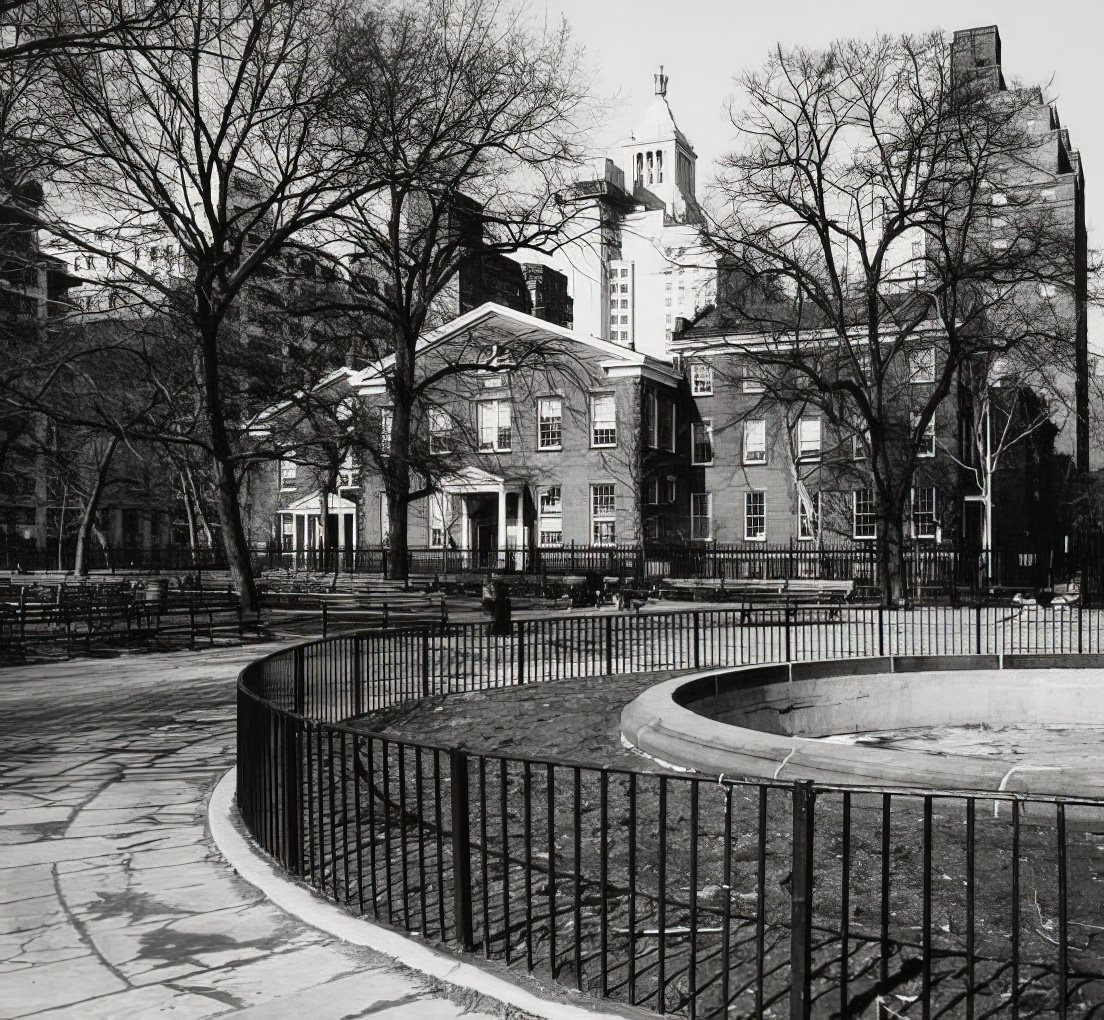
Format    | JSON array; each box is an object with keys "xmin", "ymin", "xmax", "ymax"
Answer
[{"xmin": 654, "ymin": 65, "xmax": 668, "ymax": 98}]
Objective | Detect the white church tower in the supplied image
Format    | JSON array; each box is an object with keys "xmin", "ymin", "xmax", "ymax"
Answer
[{"xmin": 619, "ymin": 67, "xmax": 699, "ymax": 223}]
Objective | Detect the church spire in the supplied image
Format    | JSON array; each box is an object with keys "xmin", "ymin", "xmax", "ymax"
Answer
[{"xmin": 654, "ymin": 65, "xmax": 668, "ymax": 98}]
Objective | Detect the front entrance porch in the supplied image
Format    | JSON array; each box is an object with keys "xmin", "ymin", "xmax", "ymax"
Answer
[
  {"xmin": 438, "ymin": 467, "xmax": 525, "ymax": 570},
  {"xmin": 278, "ymin": 492, "xmax": 358, "ymax": 552}
]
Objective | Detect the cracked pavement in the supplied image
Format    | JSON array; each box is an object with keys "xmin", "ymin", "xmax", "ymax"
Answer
[{"xmin": 0, "ymin": 645, "xmax": 496, "ymax": 1019}]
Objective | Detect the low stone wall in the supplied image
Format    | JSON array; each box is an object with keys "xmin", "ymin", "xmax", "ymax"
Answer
[{"xmin": 620, "ymin": 654, "xmax": 1104, "ymax": 797}]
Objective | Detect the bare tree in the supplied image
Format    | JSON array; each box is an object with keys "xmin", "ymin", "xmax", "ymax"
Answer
[
  {"xmin": 307, "ymin": 0, "xmax": 590, "ymax": 579},
  {"xmin": 40, "ymin": 0, "xmax": 388, "ymax": 611},
  {"xmin": 703, "ymin": 31, "xmax": 1081, "ymax": 602}
]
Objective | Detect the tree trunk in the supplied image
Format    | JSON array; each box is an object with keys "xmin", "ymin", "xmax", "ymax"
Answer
[
  {"xmin": 385, "ymin": 342, "xmax": 415, "ymax": 584},
  {"xmin": 386, "ymin": 472, "xmax": 410, "ymax": 585},
  {"xmin": 184, "ymin": 462, "xmax": 215, "ymax": 548},
  {"xmin": 880, "ymin": 499, "xmax": 908, "ymax": 607},
  {"xmin": 180, "ymin": 470, "xmax": 198, "ymax": 551},
  {"xmin": 74, "ymin": 437, "xmax": 119, "ymax": 577},
  {"xmin": 197, "ymin": 325, "xmax": 258, "ymax": 614},
  {"xmin": 56, "ymin": 484, "xmax": 68, "ymax": 572}
]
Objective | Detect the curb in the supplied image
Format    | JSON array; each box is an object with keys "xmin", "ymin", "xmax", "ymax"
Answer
[{"xmin": 207, "ymin": 768, "xmax": 631, "ymax": 1020}]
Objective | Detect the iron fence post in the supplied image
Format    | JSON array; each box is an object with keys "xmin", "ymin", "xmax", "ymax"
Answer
[
  {"xmin": 975, "ymin": 600, "xmax": 982, "ymax": 655},
  {"xmin": 693, "ymin": 610, "xmax": 701, "ymax": 669},
  {"xmin": 421, "ymin": 629, "xmax": 430, "ymax": 699},
  {"xmin": 283, "ymin": 716, "xmax": 303, "ymax": 875},
  {"xmin": 605, "ymin": 614, "xmax": 613, "ymax": 675},
  {"xmin": 784, "ymin": 601, "xmax": 792, "ymax": 662},
  {"xmin": 449, "ymin": 747, "xmax": 475, "ymax": 951},
  {"xmin": 790, "ymin": 780, "xmax": 815, "ymax": 1020},
  {"xmin": 517, "ymin": 619, "xmax": 527, "ymax": 685},
  {"xmin": 294, "ymin": 646, "xmax": 305, "ymax": 716},
  {"xmin": 878, "ymin": 603, "xmax": 885, "ymax": 658},
  {"xmin": 353, "ymin": 635, "xmax": 364, "ymax": 716}
]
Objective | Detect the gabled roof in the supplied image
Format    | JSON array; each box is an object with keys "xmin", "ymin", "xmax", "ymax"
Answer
[
  {"xmin": 349, "ymin": 303, "xmax": 682, "ymax": 390},
  {"xmin": 630, "ymin": 94, "xmax": 696, "ymax": 157},
  {"xmin": 248, "ymin": 367, "xmax": 356, "ymax": 430}
]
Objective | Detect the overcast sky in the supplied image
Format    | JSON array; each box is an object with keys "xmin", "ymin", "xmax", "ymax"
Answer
[{"xmin": 548, "ymin": 0, "xmax": 1102, "ymax": 346}]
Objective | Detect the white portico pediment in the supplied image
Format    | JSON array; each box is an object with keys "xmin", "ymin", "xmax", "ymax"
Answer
[
  {"xmin": 282, "ymin": 492, "xmax": 358, "ymax": 514},
  {"xmin": 439, "ymin": 466, "xmax": 506, "ymax": 494}
]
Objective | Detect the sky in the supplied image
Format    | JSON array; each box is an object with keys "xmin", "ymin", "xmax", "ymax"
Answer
[{"xmin": 547, "ymin": 0, "xmax": 1103, "ymax": 345}]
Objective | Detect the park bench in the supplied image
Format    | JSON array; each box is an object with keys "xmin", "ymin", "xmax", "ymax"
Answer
[{"xmin": 656, "ymin": 577, "xmax": 854, "ymax": 622}]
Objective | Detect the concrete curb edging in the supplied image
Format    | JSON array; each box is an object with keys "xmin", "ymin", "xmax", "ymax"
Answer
[{"xmin": 207, "ymin": 768, "xmax": 629, "ymax": 1020}]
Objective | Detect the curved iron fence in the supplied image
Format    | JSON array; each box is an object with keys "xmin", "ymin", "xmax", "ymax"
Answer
[{"xmin": 237, "ymin": 604, "xmax": 1104, "ymax": 1018}]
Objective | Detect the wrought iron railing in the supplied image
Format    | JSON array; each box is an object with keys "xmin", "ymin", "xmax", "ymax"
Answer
[{"xmin": 237, "ymin": 604, "xmax": 1104, "ymax": 1017}]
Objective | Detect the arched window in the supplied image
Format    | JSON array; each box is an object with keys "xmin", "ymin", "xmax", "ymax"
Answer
[
  {"xmin": 656, "ymin": 150, "xmax": 663, "ymax": 183},
  {"xmin": 635, "ymin": 152, "xmax": 643, "ymax": 185},
  {"xmin": 647, "ymin": 151, "xmax": 653, "ymax": 184}
]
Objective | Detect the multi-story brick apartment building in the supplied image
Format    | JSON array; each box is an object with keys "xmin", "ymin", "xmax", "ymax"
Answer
[
  {"xmin": 666, "ymin": 24, "xmax": 1089, "ymax": 556},
  {"xmin": 250, "ymin": 302, "xmax": 686, "ymax": 564}
]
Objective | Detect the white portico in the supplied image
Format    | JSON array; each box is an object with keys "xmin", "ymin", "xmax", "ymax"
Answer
[
  {"xmin": 278, "ymin": 492, "xmax": 358, "ymax": 551},
  {"xmin": 436, "ymin": 465, "xmax": 524, "ymax": 569}
]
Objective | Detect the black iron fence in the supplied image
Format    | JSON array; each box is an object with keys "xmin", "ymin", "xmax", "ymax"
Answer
[
  {"xmin": 238, "ymin": 604, "xmax": 1104, "ymax": 1018},
  {"xmin": 259, "ymin": 540, "xmax": 1085, "ymax": 595},
  {"xmin": 0, "ymin": 584, "xmax": 246, "ymax": 657},
  {"xmin": 1, "ymin": 542, "xmax": 230, "ymax": 574}
]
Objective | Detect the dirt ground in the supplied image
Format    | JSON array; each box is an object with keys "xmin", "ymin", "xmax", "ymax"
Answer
[{"xmin": 344, "ymin": 672, "xmax": 1104, "ymax": 1018}]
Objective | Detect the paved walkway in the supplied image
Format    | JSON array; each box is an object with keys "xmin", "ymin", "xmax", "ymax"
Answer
[{"xmin": 0, "ymin": 644, "xmax": 498, "ymax": 1019}]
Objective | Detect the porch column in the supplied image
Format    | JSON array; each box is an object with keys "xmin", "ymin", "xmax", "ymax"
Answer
[
  {"xmin": 497, "ymin": 482, "xmax": 507, "ymax": 568},
  {"xmin": 458, "ymin": 493, "xmax": 469, "ymax": 552}
]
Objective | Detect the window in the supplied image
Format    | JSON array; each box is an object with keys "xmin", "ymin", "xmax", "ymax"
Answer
[
  {"xmin": 909, "ymin": 346, "xmax": 935, "ymax": 384},
  {"xmin": 742, "ymin": 375, "xmax": 765, "ymax": 394},
  {"xmin": 798, "ymin": 492, "xmax": 820, "ymax": 541},
  {"xmin": 691, "ymin": 363, "xmax": 713, "ymax": 395},
  {"xmin": 428, "ymin": 495, "xmax": 447, "ymax": 548},
  {"xmin": 429, "ymin": 409, "xmax": 451, "ymax": 453},
  {"xmin": 797, "ymin": 417, "xmax": 821, "ymax": 461},
  {"xmin": 744, "ymin": 491, "xmax": 766, "ymax": 541},
  {"xmin": 691, "ymin": 492, "xmax": 713, "ymax": 540},
  {"xmin": 539, "ymin": 486, "xmax": 562, "ymax": 547},
  {"xmin": 591, "ymin": 483, "xmax": 616, "ymax": 545},
  {"xmin": 380, "ymin": 408, "xmax": 393, "ymax": 450},
  {"xmin": 591, "ymin": 394, "xmax": 617, "ymax": 447},
  {"xmin": 913, "ymin": 486, "xmax": 938, "ymax": 539},
  {"xmin": 538, "ymin": 398, "xmax": 562, "ymax": 450},
  {"xmin": 477, "ymin": 400, "xmax": 512, "ymax": 452},
  {"xmin": 743, "ymin": 419, "xmax": 766, "ymax": 464},
  {"xmin": 643, "ymin": 389, "xmax": 657, "ymax": 448},
  {"xmin": 914, "ymin": 412, "xmax": 935, "ymax": 456},
  {"xmin": 853, "ymin": 489, "xmax": 876, "ymax": 539},
  {"xmin": 852, "ymin": 429, "xmax": 869, "ymax": 460},
  {"xmin": 279, "ymin": 458, "xmax": 297, "ymax": 489},
  {"xmin": 645, "ymin": 476, "xmax": 660, "ymax": 506},
  {"xmin": 657, "ymin": 396, "xmax": 675, "ymax": 452},
  {"xmin": 692, "ymin": 420, "xmax": 713, "ymax": 465},
  {"xmin": 337, "ymin": 453, "xmax": 358, "ymax": 490},
  {"xmin": 666, "ymin": 475, "xmax": 678, "ymax": 503}
]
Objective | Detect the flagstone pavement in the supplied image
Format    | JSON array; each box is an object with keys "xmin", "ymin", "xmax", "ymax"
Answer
[{"xmin": 0, "ymin": 644, "xmax": 500, "ymax": 1019}]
